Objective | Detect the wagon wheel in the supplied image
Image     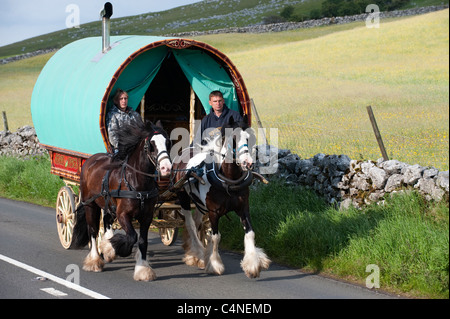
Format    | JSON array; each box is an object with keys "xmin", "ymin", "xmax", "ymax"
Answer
[
  {"xmin": 56, "ymin": 186, "xmax": 77, "ymax": 249},
  {"xmin": 159, "ymin": 227, "xmax": 179, "ymax": 246},
  {"xmin": 157, "ymin": 209, "xmax": 179, "ymax": 246}
]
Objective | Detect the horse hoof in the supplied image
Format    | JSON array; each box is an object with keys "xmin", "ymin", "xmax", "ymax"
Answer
[
  {"xmin": 197, "ymin": 259, "xmax": 205, "ymax": 270},
  {"xmin": 83, "ymin": 255, "xmax": 104, "ymax": 272},
  {"xmin": 183, "ymin": 255, "xmax": 197, "ymax": 267},
  {"xmin": 99, "ymin": 239, "xmax": 116, "ymax": 263},
  {"xmin": 244, "ymin": 269, "xmax": 261, "ymax": 279},
  {"xmin": 183, "ymin": 255, "xmax": 205, "ymax": 269},
  {"xmin": 240, "ymin": 248, "xmax": 271, "ymax": 279},
  {"xmin": 205, "ymin": 260, "xmax": 225, "ymax": 276},
  {"xmin": 134, "ymin": 265, "xmax": 157, "ymax": 281}
]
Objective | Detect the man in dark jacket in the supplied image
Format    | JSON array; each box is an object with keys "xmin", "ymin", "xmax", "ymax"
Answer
[{"xmin": 200, "ymin": 90, "xmax": 243, "ymax": 141}]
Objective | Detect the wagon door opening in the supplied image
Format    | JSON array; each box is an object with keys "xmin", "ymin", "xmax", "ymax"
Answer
[
  {"xmin": 103, "ymin": 40, "xmax": 248, "ymax": 154},
  {"xmin": 140, "ymin": 47, "xmax": 243, "ymax": 149},
  {"xmin": 142, "ymin": 50, "xmax": 204, "ymax": 149}
]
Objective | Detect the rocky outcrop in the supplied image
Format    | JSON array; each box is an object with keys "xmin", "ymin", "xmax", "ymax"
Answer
[
  {"xmin": 255, "ymin": 146, "xmax": 449, "ymax": 209},
  {"xmin": 169, "ymin": 5, "xmax": 449, "ymax": 37}
]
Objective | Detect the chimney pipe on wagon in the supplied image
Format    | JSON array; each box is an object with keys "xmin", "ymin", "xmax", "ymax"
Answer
[{"xmin": 100, "ymin": 2, "xmax": 113, "ymax": 53}]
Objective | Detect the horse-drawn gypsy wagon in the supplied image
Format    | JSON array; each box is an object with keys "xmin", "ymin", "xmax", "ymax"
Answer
[{"xmin": 31, "ymin": 4, "xmax": 270, "ymax": 280}]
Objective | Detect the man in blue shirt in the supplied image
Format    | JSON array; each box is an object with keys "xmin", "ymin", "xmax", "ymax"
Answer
[{"xmin": 200, "ymin": 90, "xmax": 243, "ymax": 141}]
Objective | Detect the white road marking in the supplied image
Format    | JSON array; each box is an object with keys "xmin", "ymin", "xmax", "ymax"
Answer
[
  {"xmin": 40, "ymin": 287, "xmax": 68, "ymax": 297},
  {"xmin": 0, "ymin": 253, "xmax": 110, "ymax": 299}
]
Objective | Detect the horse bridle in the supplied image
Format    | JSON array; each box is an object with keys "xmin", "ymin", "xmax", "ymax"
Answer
[
  {"xmin": 222, "ymin": 132, "xmax": 251, "ymax": 168},
  {"xmin": 144, "ymin": 134, "xmax": 171, "ymax": 172}
]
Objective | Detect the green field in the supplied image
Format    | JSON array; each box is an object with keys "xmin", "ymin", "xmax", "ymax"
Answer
[
  {"xmin": 207, "ymin": 10, "xmax": 449, "ymax": 170},
  {"xmin": 1, "ymin": 10, "xmax": 449, "ymax": 170}
]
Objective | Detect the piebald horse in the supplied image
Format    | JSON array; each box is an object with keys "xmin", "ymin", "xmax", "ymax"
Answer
[
  {"xmin": 172, "ymin": 117, "xmax": 271, "ymax": 278},
  {"xmin": 73, "ymin": 118, "xmax": 172, "ymax": 281}
]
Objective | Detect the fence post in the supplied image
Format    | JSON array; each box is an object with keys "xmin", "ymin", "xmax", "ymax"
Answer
[
  {"xmin": 251, "ymin": 99, "xmax": 268, "ymax": 145},
  {"xmin": 366, "ymin": 105, "xmax": 389, "ymax": 161},
  {"xmin": 2, "ymin": 111, "xmax": 8, "ymax": 131}
]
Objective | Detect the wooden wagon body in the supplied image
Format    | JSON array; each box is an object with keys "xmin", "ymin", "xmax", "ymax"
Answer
[{"xmin": 31, "ymin": 35, "xmax": 252, "ymax": 248}]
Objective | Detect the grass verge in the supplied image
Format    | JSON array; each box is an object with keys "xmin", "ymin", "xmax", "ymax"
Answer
[
  {"xmin": 220, "ymin": 179, "xmax": 449, "ymax": 298},
  {"xmin": 0, "ymin": 155, "xmax": 64, "ymax": 207}
]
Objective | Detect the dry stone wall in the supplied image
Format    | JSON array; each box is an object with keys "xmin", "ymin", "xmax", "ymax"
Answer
[
  {"xmin": 0, "ymin": 126, "xmax": 47, "ymax": 157},
  {"xmin": 2, "ymin": 127, "xmax": 449, "ymax": 209},
  {"xmin": 255, "ymin": 146, "xmax": 449, "ymax": 209}
]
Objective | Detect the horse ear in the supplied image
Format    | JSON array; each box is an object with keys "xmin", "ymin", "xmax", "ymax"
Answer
[
  {"xmin": 155, "ymin": 120, "xmax": 163, "ymax": 129},
  {"xmin": 228, "ymin": 116, "xmax": 235, "ymax": 126}
]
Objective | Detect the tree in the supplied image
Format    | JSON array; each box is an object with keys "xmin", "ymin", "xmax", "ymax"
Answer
[
  {"xmin": 280, "ymin": 5, "xmax": 295, "ymax": 20},
  {"xmin": 338, "ymin": 1, "xmax": 360, "ymax": 16},
  {"xmin": 322, "ymin": 0, "xmax": 344, "ymax": 17},
  {"xmin": 321, "ymin": 0, "xmax": 410, "ymax": 17},
  {"xmin": 263, "ymin": 15, "xmax": 285, "ymax": 24},
  {"xmin": 309, "ymin": 9, "xmax": 322, "ymax": 20}
]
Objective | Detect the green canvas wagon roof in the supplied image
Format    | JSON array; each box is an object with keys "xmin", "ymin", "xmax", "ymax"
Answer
[{"xmin": 31, "ymin": 35, "xmax": 250, "ymax": 156}]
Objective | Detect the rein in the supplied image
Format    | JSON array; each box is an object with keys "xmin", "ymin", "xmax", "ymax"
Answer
[
  {"xmin": 125, "ymin": 149, "xmax": 170, "ymax": 179},
  {"xmin": 124, "ymin": 163, "xmax": 158, "ymax": 178}
]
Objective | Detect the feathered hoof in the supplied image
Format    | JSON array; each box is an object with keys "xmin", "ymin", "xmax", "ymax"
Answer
[
  {"xmin": 183, "ymin": 255, "xmax": 206, "ymax": 269},
  {"xmin": 134, "ymin": 263, "xmax": 157, "ymax": 281},
  {"xmin": 83, "ymin": 255, "xmax": 104, "ymax": 272},
  {"xmin": 99, "ymin": 238, "xmax": 116, "ymax": 263},
  {"xmin": 205, "ymin": 258, "xmax": 225, "ymax": 276},
  {"xmin": 241, "ymin": 248, "xmax": 271, "ymax": 279}
]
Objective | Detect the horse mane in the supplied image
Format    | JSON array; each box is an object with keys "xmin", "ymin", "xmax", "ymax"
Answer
[
  {"xmin": 220, "ymin": 115, "xmax": 250, "ymax": 135},
  {"xmin": 113, "ymin": 118, "xmax": 167, "ymax": 161}
]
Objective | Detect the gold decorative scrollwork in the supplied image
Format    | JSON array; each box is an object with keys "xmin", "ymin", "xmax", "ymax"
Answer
[{"xmin": 166, "ymin": 39, "xmax": 194, "ymax": 49}]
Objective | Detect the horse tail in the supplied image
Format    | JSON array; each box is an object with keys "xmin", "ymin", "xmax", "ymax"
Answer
[{"xmin": 72, "ymin": 204, "xmax": 89, "ymax": 248}]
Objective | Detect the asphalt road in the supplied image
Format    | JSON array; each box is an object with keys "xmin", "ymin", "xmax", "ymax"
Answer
[{"xmin": 0, "ymin": 197, "xmax": 397, "ymax": 302}]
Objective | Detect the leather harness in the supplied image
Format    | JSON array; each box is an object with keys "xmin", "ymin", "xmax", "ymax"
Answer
[
  {"xmin": 80, "ymin": 157, "xmax": 160, "ymax": 216},
  {"xmin": 79, "ymin": 137, "xmax": 169, "ymax": 215}
]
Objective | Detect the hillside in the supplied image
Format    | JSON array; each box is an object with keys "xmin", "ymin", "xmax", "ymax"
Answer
[
  {"xmin": 1, "ymin": 10, "xmax": 448, "ymax": 169},
  {"xmin": 1, "ymin": 0, "xmax": 448, "ymax": 58},
  {"xmin": 0, "ymin": 0, "xmax": 309, "ymax": 58}
]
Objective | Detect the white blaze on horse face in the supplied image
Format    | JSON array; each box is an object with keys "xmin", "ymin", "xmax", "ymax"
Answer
[
  {"xmin": 237, "ymin": 130, "xmax": 253, "ymax": 170},
  {"xmin": 151, "ymin": 134, "xmax": 172, "ymax": 177}
]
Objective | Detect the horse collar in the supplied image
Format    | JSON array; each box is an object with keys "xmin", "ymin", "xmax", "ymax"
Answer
[{"xmin": 205, "ymin": 161, "xmax": 253, "ymax": 194}]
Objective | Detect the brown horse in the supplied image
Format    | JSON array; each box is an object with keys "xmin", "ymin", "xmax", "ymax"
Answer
[
  {"xmin": 73, "ymin": 118, "xmax": 171, "ymax": 281},
  {"xmin": 172, "ymin": 117, "xmax": 271, "ymax": 278}
]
